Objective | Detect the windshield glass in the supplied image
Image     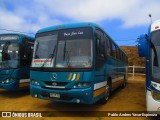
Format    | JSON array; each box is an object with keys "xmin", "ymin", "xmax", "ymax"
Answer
[
  {"xmin": 32, "ymin": 32, "xmax": 58, "ymax": 67},
  {"xmin": 151, "ymin": 30, "xmax": 160, "ymax": 81},
  {"xmin": 32, "ymin": 27, "xmax": 93, "ymax": 69},
  {"xmin": 56, "ymin": 39, "xmax": 92, "ymax": 68},
  {"xmin": 0, "ymin": 42, "xmax": 19, "ymax": 69}
]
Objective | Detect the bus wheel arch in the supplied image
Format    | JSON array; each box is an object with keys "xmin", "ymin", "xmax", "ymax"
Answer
[{"xmin": 99, "ymin": 78, "xmax": 112, "ymax": 104}]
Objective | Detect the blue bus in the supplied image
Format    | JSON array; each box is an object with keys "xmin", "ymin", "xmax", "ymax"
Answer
[
  {"xmin": 30, "ymin": 22, "xmax": 128, "ymax": 104},
  {"xmin": 138, "ymin": 19, "xmax": 160, "ymax": 113},
  {"xmin": 0, "ymin": 33, "xmax": 35, "ymax": 90}
]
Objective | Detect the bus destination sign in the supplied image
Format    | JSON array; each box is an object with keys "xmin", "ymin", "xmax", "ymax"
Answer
[{"xmin": 0, "ymin": 35, "xmax": 19, "ymax": 41}]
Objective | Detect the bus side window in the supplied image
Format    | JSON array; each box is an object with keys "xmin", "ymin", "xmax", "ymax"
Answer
[
  {"xmin": 95, "ymin": 29, "xmax": 105, "ymax": 69},
  {"xmin": 111, "ymin": 43, "xmax": 116, "ymax": 59},
  {"xmin": 116, "ymin": 48, "xmax": 119, "ymax": 60},
  {"xmin": 151, "ymin": 44, "xmax": 159, "ymax": 67},
  {"xmin": 104, "ymin": 35, "xmax": 111, "ymax": 57},
  {"xmin": 96, "ymin": 38, "xmax": 100, "ymax": 54},
  {"xmin": 120, "ymin": 50, "xmax": 122, "ymax": 61},
  {"xmin": 122, "ymin": 53, "xmax": 124, "ymax": 62}
]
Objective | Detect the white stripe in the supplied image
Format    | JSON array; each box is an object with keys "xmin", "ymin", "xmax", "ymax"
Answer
[
  {"xmin": 19, "ymin": 79, "xmax": 30, "ymax": 83},
  {"xmin": 94, "ymin": 81, "xmax": 107, "ymax": 90},
  {"xmin": 45, "ymin": 86, "xmax": 65, "ymax": 89},
  {"xmin": 151, "ymin": 81, "xmax": 160, "ymax": 91},
  {"xmin": 71, "ymin": 74, "xmax": 76, "ymax": 81},
  {"xmin": 112, "ymin": 76, "xmax": 124, "ymax": 83}
]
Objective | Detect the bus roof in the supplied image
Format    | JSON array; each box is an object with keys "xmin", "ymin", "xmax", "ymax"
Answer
[
  {"xmin": 0, "ymin": 33, "xmax": 34, "ymax": 40},
  {"xmin": 37, "ymin": 22, "xmax": 127, "ymax": 56},
  {"xmin": 37, "ymin": 22, "xmax": 101, "ymax": 33}
]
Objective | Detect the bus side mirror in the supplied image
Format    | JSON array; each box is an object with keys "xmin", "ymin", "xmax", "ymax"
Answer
[{"xmin": 137, "ymin": 34, "xmax": 148, "ymax": 57}]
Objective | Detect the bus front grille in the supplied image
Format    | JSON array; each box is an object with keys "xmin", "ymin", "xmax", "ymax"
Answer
[
  {"xmin": 41, "ymin": 86, "xmax": 71, "ymax": 90},
  {"xmin": 43, "ymin": 81, "xmax": 68, "ymax": 86}
]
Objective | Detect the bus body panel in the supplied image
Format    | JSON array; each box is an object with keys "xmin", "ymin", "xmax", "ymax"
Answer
[
  {"xmin": 30, "ymin": 85, "xmax": 94, "ymax": 104},
  {"xmin": 0, "ymin": 68, "xmax": 30, "ymax": 90},
  {"xmin": 30, "ymin": 22, "xmax": 128, "ymax": 104},
  {"xmin": 138, "ymin": 19, "xmax": 160, "ymax": 113},
  {"xmin": 138, "ymin": 34, "xmax": 148, "ymax": 57},
  {"xmin": 0, "ymin": 69, "xmax": 14, "ymax": 81},
  {"xmin": 30, "ymin": 70, "xmax": 95, "ymax": 104},
  {"xmin": 0, "ymin": 33, "xmax": 34, "ymax": 90}
]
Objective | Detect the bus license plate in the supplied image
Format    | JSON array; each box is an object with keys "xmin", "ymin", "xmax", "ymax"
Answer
[{"xmin": 50, "ymin": 93, "xmax": 60, "ymax": 98}]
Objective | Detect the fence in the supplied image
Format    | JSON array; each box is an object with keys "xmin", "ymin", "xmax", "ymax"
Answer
[{"xmin": 128, "ymin": 65, "xmax": 146, "ymax": 80}]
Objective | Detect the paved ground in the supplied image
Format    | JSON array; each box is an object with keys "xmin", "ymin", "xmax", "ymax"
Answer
[{"xmin": 0, "ymin": 80, "xmax": 158, "ymax": 120}]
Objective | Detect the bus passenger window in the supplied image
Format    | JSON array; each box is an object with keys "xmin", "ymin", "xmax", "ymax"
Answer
[
  {"xmin": 116, "ymin": 48, "xmax": 119, "ymax": 60},
  {"xmin": 104, "ymin": 35, "xmax": 111, "ymax": 56},
  {"xmin": 96, "ymin": 39, "xmax": 100, "ymax": 55},
  {"xmin": 111, "ymin": 43, "xmax": 116, "ymax": 58}
]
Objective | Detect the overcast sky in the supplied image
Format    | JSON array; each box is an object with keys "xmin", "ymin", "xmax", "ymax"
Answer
[{"xmin": 0, "ymin": 0, "xmax": 160, "ymax": 46}]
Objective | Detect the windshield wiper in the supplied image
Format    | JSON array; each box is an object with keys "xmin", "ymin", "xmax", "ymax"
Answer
[
  {"xmin": 62, "ymin": 40, "xmax": 71, "ymax": 68},
  {"xmin": 50, "ymin": 45, "xmax": 57, "ymax": 64},
  {"xmin": 34, "ymin": 41, "xmax": 39, "ymax": 59},
  {"xmin": 40, "ymin": 45, "xmax": 57, "ymax": 69},
  {"xmin": 64, "ymin": 50, "xmax": 71, "ymax": 68}
]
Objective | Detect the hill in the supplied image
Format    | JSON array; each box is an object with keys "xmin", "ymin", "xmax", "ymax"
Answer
[{"xmin": 121, "ymin": 46, "xmax": 145, "ymax": 67}]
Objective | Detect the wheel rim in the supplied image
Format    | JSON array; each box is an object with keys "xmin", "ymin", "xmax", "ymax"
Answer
[{"xmin": 105, "ymin": 85, "xmax": 109, "ymax": 101}]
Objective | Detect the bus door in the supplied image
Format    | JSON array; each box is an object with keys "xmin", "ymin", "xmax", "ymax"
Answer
[
  {"xmin": 94, "ymin": 29, "xmax": 107, "ymax": 98},
  {"xmin": 19, "ymin": 38, "xmax": 34, "ymax": 87}
]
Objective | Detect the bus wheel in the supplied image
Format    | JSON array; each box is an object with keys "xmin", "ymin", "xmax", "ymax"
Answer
[
  {"xmin": 121, "ymin": 82, "xmax": 126, "ymax": 88},
  {"xmin": 121, "ymin": 75, "xmax": 127, "ymax": 88},
  {"xmin": 99, "ymin": 84, "xmax": 110, "ymax": 104}
]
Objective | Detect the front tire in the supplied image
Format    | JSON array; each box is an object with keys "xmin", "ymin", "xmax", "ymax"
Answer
[{"xmin": 99, "ymin": 80, "xmax": 111, "ymax": 104}]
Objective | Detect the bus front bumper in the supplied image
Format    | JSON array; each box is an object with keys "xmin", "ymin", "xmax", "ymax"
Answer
[
  {"xmin": 30, "ymin": 85, "xmax": 94, "ymax": 104},
  {"xmin": 0, "ymin": 80, "xmax": 29, "ymax": 91},
  {"xmin": 146, "ymin": 90, "xmax": 160, "ymax": 114},
  {"xmin": 0, "ymin": 81, "xmax": 19, "ymax": 90}
]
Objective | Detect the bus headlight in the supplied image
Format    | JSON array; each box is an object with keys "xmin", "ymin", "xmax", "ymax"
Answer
[
  {"xmin": 6, "ymin": 79, "xmax": 9, "ymax": 83},
  {"xmin": 31, "ymin": 80, "xmax": 40, "ymax": 86},
  {"xmin": 3, "ymin": 78, "xmax": 14, "ymax": 84},
  {"xmin": 73, "ymin": 82, "xmax": 91, "ymax": 88},
  {"xmin": 151, "ymin": 90, "xmax": 160, "ymax": 101}
]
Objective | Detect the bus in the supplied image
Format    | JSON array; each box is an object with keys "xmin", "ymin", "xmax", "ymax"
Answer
[
  {"xmin": 138, "ymin": 19, "xmax": 160, "ymax": 113},
  {"xmin": 30, "ymin": 22, "xmax": 128, "ymax": 104},
  {"xmin": 0, "ymin": 33, "xmax": 35, "ymax": 90}
]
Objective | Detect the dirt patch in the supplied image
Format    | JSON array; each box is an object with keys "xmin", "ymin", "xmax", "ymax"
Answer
[{"xmin": 0, "ymin": 81, "xmax": 158, "ymax": 120}]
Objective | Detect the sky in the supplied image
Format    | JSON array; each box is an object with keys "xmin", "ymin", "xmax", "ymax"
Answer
[{"xmin": 0, "ymin": 0, "xmax": 160, "ymax": 46}]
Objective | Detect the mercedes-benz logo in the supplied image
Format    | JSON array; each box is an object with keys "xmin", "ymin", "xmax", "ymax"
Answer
[{"xmin": 50, "ymin": 73, "xmax": 57, "ymax": 81}]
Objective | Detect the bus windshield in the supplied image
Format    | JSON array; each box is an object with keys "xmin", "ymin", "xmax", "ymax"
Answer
[
  {"xmin": 0, "ymin": 42, "xmax": 19, "ymax": 69},
  {"xmin": 56, "ymin": 39, "xmax": 92, "ymax": 68},
  {"xmin": 32, "ymin": 27, "xmax": 93, "ymax": 69},
  {"xmin": 151, "ymin": 30, "xmax": 160, "ymax": 80}
]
